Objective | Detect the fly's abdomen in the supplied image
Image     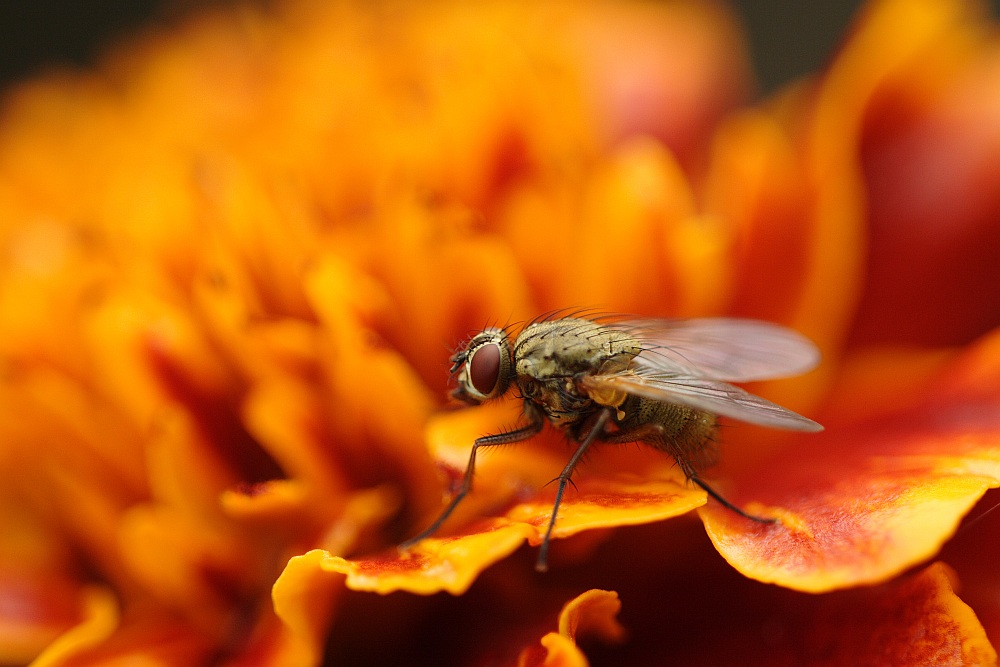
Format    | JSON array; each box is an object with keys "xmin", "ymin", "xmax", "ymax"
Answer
[{"xmin": 618, "ymin": 396, "xmax": 719, "ymax": 474}]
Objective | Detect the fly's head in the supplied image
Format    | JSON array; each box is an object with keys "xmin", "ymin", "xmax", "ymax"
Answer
[{"xmin": 449, "ymin": 328, "xmax": 514, "ymax": 404}]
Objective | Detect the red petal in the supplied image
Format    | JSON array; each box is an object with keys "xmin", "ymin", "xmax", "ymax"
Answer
[{"xmin": 706, "ymin": 328, "xmax": 1000, "ymax": 592}]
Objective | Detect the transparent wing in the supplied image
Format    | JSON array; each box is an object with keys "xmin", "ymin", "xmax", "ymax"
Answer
[
  {"xmin": 620, "ymin": 318, "xmax": 820, "ymax": 382},
  {"xmin": 581, "ymin": 372, "xmax": 823, "ymax": 432}
]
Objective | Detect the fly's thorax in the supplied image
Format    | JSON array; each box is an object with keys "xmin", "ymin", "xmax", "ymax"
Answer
[
  {"xmin": 519, "ymin": 376, "xmax": 591, "ymax": 427},
  {"xmin": 512, "ymin": 318, "xmax": 641, "ymax": 380},
  {"xmin": 512, "ymin": 318, "xmax": 640, "ymax": 427}
]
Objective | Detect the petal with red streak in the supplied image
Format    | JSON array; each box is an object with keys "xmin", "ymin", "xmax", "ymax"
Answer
[
  {"xmin": 795, "ymin": 563, "xmax": 996, "ymax": 666},
  {"xmin": 705, "ymin": 329, "xmax": 1000, "ymax": 592},
  {"xmin": 330, "ymin": 466, "xmax": 702, "ymax": 596}
]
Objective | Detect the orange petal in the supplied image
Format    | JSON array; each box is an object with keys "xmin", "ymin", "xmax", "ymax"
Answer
[
  {"xmin": 566, "ymin": 0, "xmax": 751, "ymax": 161},
  {"xmin": 332, "ymin": 466, "xmax": 701, "ymax": 595},
  {"xmin": 796, "ymin": 563, "xmax": 996, "ymax": 666},
  {"xmin": 510, "ymin": 471, "xmax": 704, "ymax": 544},
  {"xmin": 820, "ymin": 346, "xmax": 958, "ymax": 427},
  {"xmin": 0, "ymin": 494, "xmax": 105, "ymax": 663},
  {"xmin": 417, "ymin": 400, "xmax": 567, "ymax": 532},
  {"xmin": 360, "ymin": 395, "xmax": 708, "ymax": 592},
  {"xmin": 303, "ymin": 257, "xmax": 441, "ymax": 500},
  {"xmin": 558, "ymin": 519, "xmax": 996, "ymax": 664},
  {"xmin": 241, "ymin": 379, "xmax": 350, "ymax": 507},
  {"xmin": 705, "ymin": 328, "xmax": 1000, "ymax": 592},
  {"xmin": 518, "ymin": 634, "xmax": 587, "ymax": 667},
  {"xmin": 704, "ymin": 110, "xmax": 813, "ymax": 324},
  {"xmin": 501, "ymin": 139, "xmax": 731, "ymax": 317},
  {"xmin": 325, "ymin": 522, "xmax": 535, "ymax": 596},
  {"xmin": 704, "ymin": 467, "xmax": 991, "ymax": 592},
  {"xmin": 941, "ymin": 487, "xmax": 1000, "ymax": 651},
  {"xmin": 271, "ymin": 550, "xmax": 344, "ymax": 666},
  {"xmin": 25, "ymin": 586, "xmax": 119, "ymax": 667},
  {"xmin": 117, "ymin": 504, "xmax": 242, "ymax": 630},
  {"xmin": 556, "ymin": 589, "xmax": 625, "ymax": 644},
  {"xmin": 519, "ymin": 589, "xmax": 624, "ymax": 667},
  {"xmin": 220, "ymin": 479, "xmax": 309, "ymax": 524},
  {"xmin": 844, "ymin": 0, "xmax": 1000, "ymax": 346},
  {"xmin": 0, "ymin": 572, "xmax": 93, "ymax": 665},
  {"xmin": 30, "ymin": 609, "xmax": 214, "ymax": 666}
]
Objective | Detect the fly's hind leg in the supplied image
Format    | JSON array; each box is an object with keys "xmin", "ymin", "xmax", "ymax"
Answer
[
  {"xmin": 400, "ymin": 403, "xmax": 545, "ymax": 551},
  {"xmin": 600, "ymin": 422, "xmax": 776, "ymax": 525},
  {"xmin": 688, "ymin": 473, "xmax": 776, "ymax": 524}
]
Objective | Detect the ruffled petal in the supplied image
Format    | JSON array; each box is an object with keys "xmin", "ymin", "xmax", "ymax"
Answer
[
  {"xmin": 329, "ymin": 465, "xmax": 704, "ymax": 595},
  {"xmin": 326, "ymin": 399, "xmax": 707, "ymax": 594},
  {"xmin": 325, "ymin": 523, "xmax": 535, "ymax": 596}
]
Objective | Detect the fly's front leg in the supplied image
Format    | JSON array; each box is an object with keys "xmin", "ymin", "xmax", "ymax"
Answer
[
  {"xmin": 600, "ymin": 422, "xmax": 776, "ymax": 525},
  {"xmin": 400, "ymin": 402, "xmax": 545, "ymax": 550}
]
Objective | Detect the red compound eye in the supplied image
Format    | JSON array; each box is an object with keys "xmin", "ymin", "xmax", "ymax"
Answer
[{"xmin": 469, "ymin": 343, "xmax": 501, "ymax": 396}]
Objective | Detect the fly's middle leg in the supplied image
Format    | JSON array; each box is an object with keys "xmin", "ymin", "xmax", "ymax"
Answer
[{"xmin": 535, "ymin": 407, "xmax": 612, "ymax": 572}]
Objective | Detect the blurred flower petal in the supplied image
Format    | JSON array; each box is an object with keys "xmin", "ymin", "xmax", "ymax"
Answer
[
  {"xmin": 3, "ymin": 0, "xmax": 1000, "ymax": 662},
  {"xmin": 556, "ymin": 589, "xmax": 625, "ymax": 644},
  {"xmin": 789, "ymin": 562, "xmax": 996, "ymax": 666},
  {"xmin": 846, "ymin": 0, "xmax": 1000, "ymax": 345},
  {"xmin": 271, "ymin": 550, "xmax": 344, "ymax": 666},
  {"xmin": 519, "ymin": 589, "xmax": 625, "ymax": 667},
  {"xmin": 27, "ymin": 586, "xmax": 119, "ymax": 667}
]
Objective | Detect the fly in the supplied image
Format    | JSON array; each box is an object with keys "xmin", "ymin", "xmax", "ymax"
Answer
[{"xmin": 401, "ymin": 314, "xmax": 823, "ymax": 571}]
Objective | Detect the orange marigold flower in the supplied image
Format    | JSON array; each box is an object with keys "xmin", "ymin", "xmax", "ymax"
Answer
[{"xmin": 1, "ymin": 0, "xmax": 999, "ymax": 665}]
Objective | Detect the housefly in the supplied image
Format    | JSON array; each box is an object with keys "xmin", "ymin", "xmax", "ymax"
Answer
[{"xmin": 401, "ymin": 314, "xmax": 823, "ymax": 572}]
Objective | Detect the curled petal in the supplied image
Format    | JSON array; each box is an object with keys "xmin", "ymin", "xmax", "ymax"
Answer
[
  {"xmin": 26, "ymin": 586, "xmax": 119, "ymax": 667},
  {"xmin": 519, "ymin": 590, "xmax": 625, "ymax": 667},
  {"xmin": 345, "ymin": 397, "xmax": 711, "ymax": 594},
  {"xmin": 556, "ymin": 589, "xmax": 625, "ymax": 644},
  {"xmin": 519, "ymin": 634, "xmax": 586, "ymax": 667},
  {"xmin": 271, "ymin": 550, "xmax": 344, "ymax": 667}
]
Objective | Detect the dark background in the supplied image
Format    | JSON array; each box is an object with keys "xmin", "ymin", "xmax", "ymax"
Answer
[
  {"xmin": 0, "ymin": 1, "xmax": 863, "ymax": 94},
  {"xmin": 0, "ymin": 1, "xmax": 997, "ymax": 94}
]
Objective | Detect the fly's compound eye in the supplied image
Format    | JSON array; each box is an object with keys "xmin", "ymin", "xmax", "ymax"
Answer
[
  {"xmin": 469, "ymin": 343, "xmax": 501, "ymax": 396},
  {"xmin": 453, "ymin": 328, "xmax": 512, "ymax": 403}
]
